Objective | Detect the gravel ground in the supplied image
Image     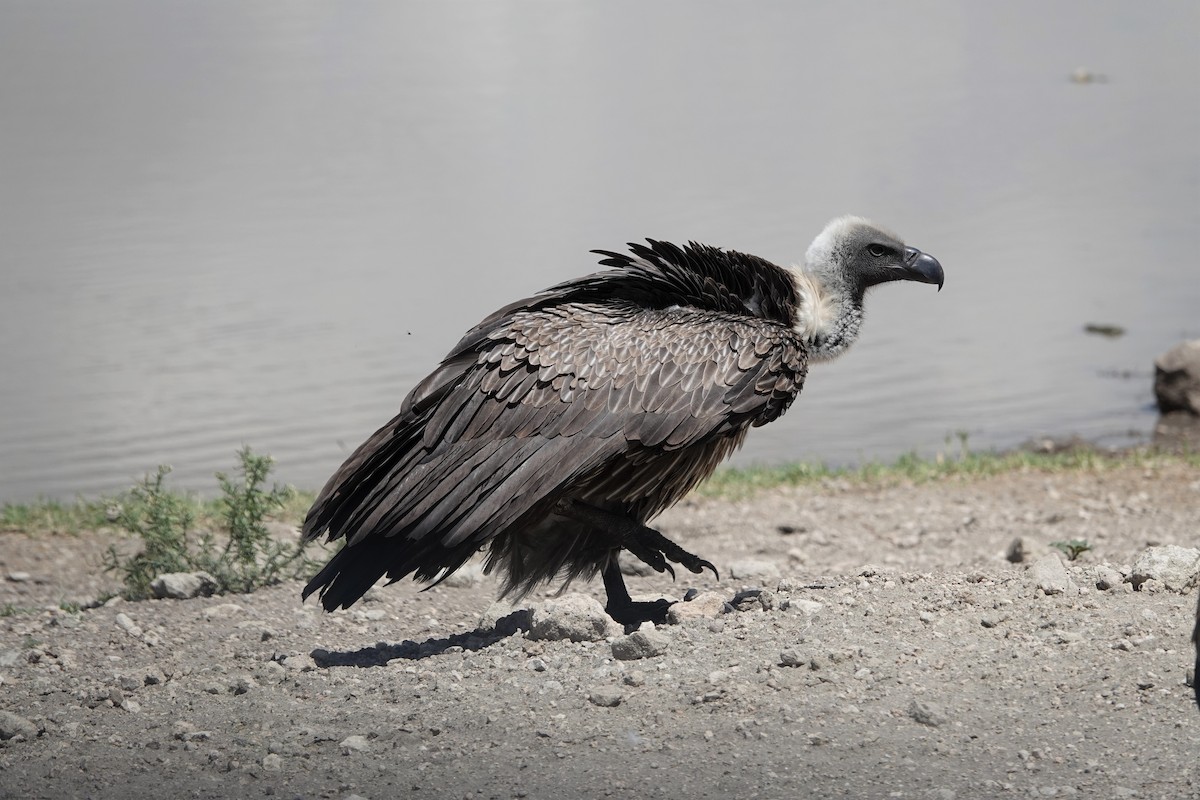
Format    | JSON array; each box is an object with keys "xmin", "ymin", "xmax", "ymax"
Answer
[{"xmin": 2, "ymin": 461, "xmax": 1199, "ymax": 800}]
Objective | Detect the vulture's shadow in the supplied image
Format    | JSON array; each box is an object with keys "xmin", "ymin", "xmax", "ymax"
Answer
[{"xmin": 310, "ymin": 608, "xmax": 532, "ymax": 668}]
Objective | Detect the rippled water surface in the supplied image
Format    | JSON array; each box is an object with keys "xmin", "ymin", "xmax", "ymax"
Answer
[{"xmin": 2, "ymin": 2, "xmax": 1197, "ymax": 502}]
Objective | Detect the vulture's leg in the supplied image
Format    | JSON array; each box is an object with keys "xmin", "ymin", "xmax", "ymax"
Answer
[
  {"xmin": 556, "ymin": 499, "xmax": 719, "ymax": 579},
  {"xmin": 1193, "ymin": 592, "xmax": 1199, "ymax": 709},
  {"xmin": 601, "ymin": 559, "xmax": 672, "ymax": 625}
]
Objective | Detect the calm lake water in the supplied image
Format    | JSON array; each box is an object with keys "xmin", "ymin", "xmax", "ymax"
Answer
[{"xmin": 2, "ymin": 2, "xmax": 1198, "ymax": 503}]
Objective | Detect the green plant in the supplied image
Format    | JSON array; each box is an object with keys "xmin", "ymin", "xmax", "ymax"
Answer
[
  {"xmin": 1050, "ymin": 539, "xmax": 1093, "ymax": 561},
  {"xmin": 102, "ymin": 465, "xmax": 196, "ymax": 600},
  {"xmin": 103, "ymin": 447, "xmax": 318, "ymax": 599}
]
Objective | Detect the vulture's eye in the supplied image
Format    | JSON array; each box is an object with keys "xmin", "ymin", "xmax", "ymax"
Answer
[{"xmin": 867, "ymin": 244, "xmax": 888, "ymax": 257}]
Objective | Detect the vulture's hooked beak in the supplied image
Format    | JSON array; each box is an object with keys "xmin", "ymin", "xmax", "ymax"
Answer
[{"xmin": 902, "ymin": 246, "xmax": 944, "ymax": 291}]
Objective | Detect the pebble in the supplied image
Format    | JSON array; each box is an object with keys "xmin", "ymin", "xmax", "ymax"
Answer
[
  {"xmin": 0, "ymin": 710, "xmax": 38, "ymax": 741},
  {"xmin": 528, "ymin": 594, "xmax": 616, "ymax": 643},
  {"xmin": 790, "ymin": 599, "xmax": 824, "ymax": 616},
  {"xmin": 588, "ymin": 688, "xmax": 623, "ymax": 707},
  {"xmin": 907, "ymin": 699, "xmax": 946, "ymax": 727},
  {"xmin": 6, "ymin": 571, "xmax": 32, "ymax": 583},
  {"xmin": 666, "ymin": 591, "xmax": 728, "ymax": 623},
  {"xmin": 202, "ymin": 603, "xmax": 245, "ymax": 621},
  {"xmin": 1028, "ymin": 554, "xmax": 1076, "ymax": 595},
  {"xmin": 339, "ymin": 734, "xmax": 371, "ymax": 754},
  {"xmin": 1093, "ymin": 565, "xmax": 1125, "ymax": 591},
  {"xmin": 779, "ymin": 649, "xmax": 806, "ymax": 668},
  {"xmin": 262, "ymin": 753, "xmax": 283, "ymax": 771},
  {"xmin": 1006, "ymin": 536, "xmax": 1037, "ymax": 563},
  {"xmin": 233, "ymin": 676, "xmax": 257, "ymax": 695},
  {"xmin": 114, "ymin": 613, "xmax": 143, "ymax": 638},
  {"xmin": 611, "ymin": 629, "xmax": 670, "ymax": 661},
  {"xmin": 1129, "ymin": 545, "xmax": 1200, "ymax": 592},
  {"xmin": 150, "ymin": 572, "xmax": 217, "ymax": 600}
]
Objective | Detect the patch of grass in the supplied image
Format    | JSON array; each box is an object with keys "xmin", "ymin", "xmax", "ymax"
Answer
[
  {"xmin": 1, "ymin": 482, "xmax": 316, "ymax": 538},
  {"xmin": 0, "ymin": 497, "xmax": 114, "ymax": 535},
  {"xmin": 696, "ymin": 443, "xmax": 1200, "ymax": 501},
  {"xmin": 101, "ymin": 447, "xmax": 320, "ymax": 600},
  {"xmin": 1, "ymin": 603, "xmax": 30, "ymax": 617}
]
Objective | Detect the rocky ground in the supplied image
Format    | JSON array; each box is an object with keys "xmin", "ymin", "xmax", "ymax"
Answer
[{"xmin": 2, "ymin": 460, "xmax": 1199, "ymax": 800}]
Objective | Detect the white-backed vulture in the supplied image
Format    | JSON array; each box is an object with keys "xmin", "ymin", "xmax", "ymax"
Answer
[{"xmin": 302, "ymin": 216, "xmax": 944, "ymax": 624}]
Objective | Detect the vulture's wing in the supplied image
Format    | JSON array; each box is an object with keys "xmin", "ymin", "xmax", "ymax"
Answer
[{"xmin": 302, "ymin": 302, "xmax": 805, "ymax": 606}]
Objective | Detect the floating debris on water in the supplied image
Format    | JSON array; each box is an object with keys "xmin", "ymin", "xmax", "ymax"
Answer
[
  {"xmin": 1070, "ymin": 67, "xmax": 1109, "ymax": 84},
  {"xmin": 1085, "ymin": 323, "xmax": 1125, "ymax": 338}
]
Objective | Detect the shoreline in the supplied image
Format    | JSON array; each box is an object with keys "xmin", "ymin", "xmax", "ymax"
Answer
[{"xmin": 1, "ymin": 446, "xmax": 1198, "ymax": 798}]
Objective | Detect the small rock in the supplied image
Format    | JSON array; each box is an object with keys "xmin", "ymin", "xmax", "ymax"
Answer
[
  {"xmin": 666, "ymin": 591, "xmax": 728, "ymax": 623},
  {"xmin": 116, "ymin": 673, "xmax": 142, "ymax": 692},
  {"xmin": 1028, "ymin": 554, "xmax": 1076, "ymax": 595},
  {"xmin": 1154, "ymin": 339, "xmax": 1200, "ymax": 415},
  {"xmin": 907, "ymin": 699, "xmax": 946, "ymax": 727},
  {"xmin": 202, "ymin": 603, "xmax": 245, "ymax": 621},
  {"xmin": 588, "ymin": 688, "xmax": 623, "ymax": 707},
  {"xmin": 1129, "ymin": 545, "xmax": 1200, "ymax": 592},
  {"xmin": 779, "ymin": 649, "xmax": 806, "ymax": 668},
  {"xmin": 6, "ymin": 571, "xmax": 32, "ymax": 583},
  {"xmin": 623, "ymin": 671, "xmax": 645, "ymax": 687},
  {"xmin": 233, "ymin": 676, "xmax": 257, "ymax": 695},
  {"xmin": 790, "ymin": 598, "xmax": 824, "ymax": 616},
  {"xmin": 0, "ymin": 710, "xmax": 38, "ymax": 741},
  {"xmin": 475, "ymin": 602, "xmax": 533, "ymax": 636},
  {"xmin": 150, "ymin": 572, "xmax": 217, "ymax": 600},
  {"xmin": 114, "ymin": 613, "xmax": 143, "ymax": 638},
  {"xmin": 339, "ymin": 734, "xmax": 371, "ymax": 754},
  {"xmin": 528, "ymin": 594, "xmax": 616, "ymax": 643},
  {"xmin": 1006, "ymin": 536, "xmax": 1048, "ymax": 564},
  {"xmin": 281, "ymin": 653, "xmax": 316, "ymax": 672},
  {"xmin": 1093, "ymin": 565, "xmax": 1125, "ymax": 591},
  {"xmin": 262, "ymin": 753, "xmax": 283, "ymax": 772},
  {"xmin": 611, "ymin": 629, "xmax": 670, "ymax": 661}
]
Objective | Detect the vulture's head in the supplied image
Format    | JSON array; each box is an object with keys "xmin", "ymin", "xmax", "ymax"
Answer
[{"xmin": 792, "ymin": 215, "xmax": 943, "ymax": 362}]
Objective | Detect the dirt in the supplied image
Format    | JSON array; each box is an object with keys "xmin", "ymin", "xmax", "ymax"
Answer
[{"xmin": 2, "ymin": 462, "xmax": 1199, "ymax": 800}]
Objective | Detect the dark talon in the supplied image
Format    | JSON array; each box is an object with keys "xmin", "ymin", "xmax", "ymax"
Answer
[{"xmin": 698, "ymin": 559, "xmax": 719, "ymax": 581}]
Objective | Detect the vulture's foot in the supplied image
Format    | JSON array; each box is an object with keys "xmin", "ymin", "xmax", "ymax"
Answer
[
  {"xmin": 600, "ymin": 560, "xmax": 674, "ymax": 625},
  {"xmin": 556, "ymin": 499, "xmax": 720, "ymax": 581},
  {"xmin": 629, "ymin": 526, "xmax": 720, "ymax": 581},
  {"xmin": 606, "ymin": 597, "xmax": 673, "ymax": 625}
]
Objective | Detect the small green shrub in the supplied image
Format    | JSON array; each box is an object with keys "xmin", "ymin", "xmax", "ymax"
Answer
[
  {"xmin": 1050, "ymin": 539, "xmax": 1093, "ymax": 561},
  {"xmin": 103, "ymin": 447, "xmax": 317, "ymax": 599}
]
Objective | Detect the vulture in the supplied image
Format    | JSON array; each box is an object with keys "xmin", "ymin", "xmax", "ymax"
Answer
[{"xmin": 302, "ymin": 216, "xmax": 944, "ymax": 624}]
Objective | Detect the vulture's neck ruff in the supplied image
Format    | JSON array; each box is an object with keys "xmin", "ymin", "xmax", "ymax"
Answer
[{"xmin": 790, "ymin": 215, "xmax": 943, "ymax": 361}]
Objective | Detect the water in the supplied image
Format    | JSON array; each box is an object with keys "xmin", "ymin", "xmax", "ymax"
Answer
[{"xmin": 1, "ymin": 1, "xmax": 1197, "ymax": 503}]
